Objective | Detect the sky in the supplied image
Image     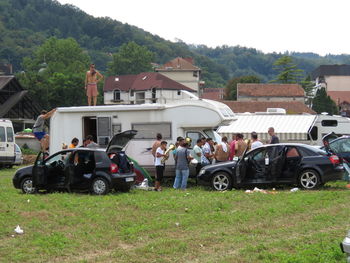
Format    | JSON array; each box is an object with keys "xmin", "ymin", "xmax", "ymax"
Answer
[{"xmin": 57, "ymin": 0, "xmax": 350, "ymax": 55}]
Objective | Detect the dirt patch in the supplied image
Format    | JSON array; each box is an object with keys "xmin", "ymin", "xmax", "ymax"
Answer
[{"xmin": 23, "ymin": 154, "xmax": 37, "ymax": 165}]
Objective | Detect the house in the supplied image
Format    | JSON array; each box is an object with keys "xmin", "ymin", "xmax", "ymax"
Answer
[
  {"xmin": 0, "ymin": 76, "xmax": 41, "ymax": 132},
  {"xmin": 0, "ymin": 63, "xmax": 13, "ymax": 75},
  {"xmin": 155, "ymin": 57, "xmax": 203, "ymax": 93},
  {"xmin": 237, "ymin": 83, "xmax": 305, "ymax": 102},
  {"xmin": 200, "ymin": 88, "xmax": 225, "ymax": 100},
  {"xmin": 221, "ymin": 101, "xmax": 316, "ymax": 114},
  {"xmin": 103, "ymin": 72, "xmax": 195, "ymax": 105},
  {"xmin": 312, "ymin": 64, "xmax": 350, "ymax": 105}
]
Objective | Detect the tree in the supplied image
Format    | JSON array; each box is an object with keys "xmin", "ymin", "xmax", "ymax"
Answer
[
  {"xmin": 225, "ymin": 75, "xmax": 260, "ymax": 100},
  {"xmin": 107, "ymin": 42, "xmax": 154, "ymax": 75},
  {"xmin": 18, "ymin": 37, "xmax": 91, "ymax": 109},
  {"xmin": 272, "ymin": 56, "xmax": 304, "ymax": 83},
  {"xmin": 312, "ymin": 88, "xmax": 339, "ymax": 115}
]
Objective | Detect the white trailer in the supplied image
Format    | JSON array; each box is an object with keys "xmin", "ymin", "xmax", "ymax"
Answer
[
  {"xmin": 50, "ymin": 97, "xmax": 235, "ymax": 173},
  {"xmin": 217, "ymin": 112, "xmax": 350, "ymax": 145}
]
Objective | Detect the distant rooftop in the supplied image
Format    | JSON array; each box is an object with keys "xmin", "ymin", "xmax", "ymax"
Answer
[
  {"xmin": 311, "ymin": 64, "xmax": 350, "ymax": 79},
  {"xmin": 155, "ymin": 57, "xmax": 200, "ymax": 71},
  {"xmin": 237, "ymin": 83, "xmax": 304, "ymax": 97}
]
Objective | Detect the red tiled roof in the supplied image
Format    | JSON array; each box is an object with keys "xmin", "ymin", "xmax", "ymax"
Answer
[
  {"xmin": 237, "ymin": 83, "xmax": 305, "ymax": 97},
  {"xmin": 104, "ymin": 72, "xmax": 194, "ymax": 92},
  {"xmin": 156, "ymin": 57, "xmax": 200, "ymax": 71},
  {"xmin": 200, "ymin": 88, "xmax": 225, "ymax": 100},
  {"xmin": 221, "ymin": 101, "xmax": 315, "ymax": 114},
  {"xmin": 327, "ymin": 91, "xmax": 350, "ymax": 105}
]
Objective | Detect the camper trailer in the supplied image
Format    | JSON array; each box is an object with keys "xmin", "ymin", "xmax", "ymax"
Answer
[
  {"xmin": 217, "ymin": 112, "xmax": 350, "ymax": 145},
  {"xmin": 0, "ymin": 119, "xmax": 15, "ymax": 167},
  {"xmin": 50, "ymin": 98, "xmax": 235, "ymax": 174}
]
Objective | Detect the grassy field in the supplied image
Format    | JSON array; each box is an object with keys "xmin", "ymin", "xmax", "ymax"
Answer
[{"xmin": 0, "ymin": 166, "xmax": 350, "ymax": 263}]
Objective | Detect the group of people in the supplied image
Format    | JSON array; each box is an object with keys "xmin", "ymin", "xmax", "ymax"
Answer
[
  {"xmin": 151, "ymin": 127, "xmax": 280, "ymax": 191},
  {"xmin": 62, "ymin": 135, "xmax": 99, "ymax": 150}
]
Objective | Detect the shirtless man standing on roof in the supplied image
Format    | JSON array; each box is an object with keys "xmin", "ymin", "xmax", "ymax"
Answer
[{"xmin": 85, "ymin": 64, "xmax": 103, "ymax": 106}]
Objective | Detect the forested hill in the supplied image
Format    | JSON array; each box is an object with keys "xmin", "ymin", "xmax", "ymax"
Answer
[{"xmin": 1, "ymin": 0, "xmax": 350, "ymax": 86}]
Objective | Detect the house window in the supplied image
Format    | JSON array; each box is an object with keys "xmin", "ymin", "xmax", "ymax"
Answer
[
  {"xmin": 193, "ymin": 71, "xmax": 198, "ymax": 77},
  {"xmin": 151, "ymin": 88, "xmax": 157, "ymax": 103},
  {"xmin": 113, "ymin": 89, "xmax": 121, "ymax": 101},
  {"xmin": 177, "ymin": 90, "xmax": 181, "ymax": 96},
  {"xmin": 130, "ymin": 90, "xmax": 134, "ymax": 96},
  {"xmin": 135, "ymin": 92, "xmax": 145, "ymax": 104}
]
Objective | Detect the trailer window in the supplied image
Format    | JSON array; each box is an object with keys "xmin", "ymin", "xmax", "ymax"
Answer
[
  {"xmin": 0, "ymin": 127, "xmax": 5, "ymax": 142},
  {"xmin": 308, "ymin": 126, "xmax": 318, "ymax": 141},
  {"xmin": 321, "ymin": 120, "xmax": 338, "ymax": 127},
  {"xmin": 132, "ymin": 123, "xmax": 171, "ymax": 139},
  {"xmin": 6, "ymin": 127, "xmax": 14, "ymax": 142}
]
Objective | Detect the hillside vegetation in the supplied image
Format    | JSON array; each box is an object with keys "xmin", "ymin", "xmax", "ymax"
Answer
[{"xmin": 1, "ymin": 0, "xmax": 350, "ymax": 86}]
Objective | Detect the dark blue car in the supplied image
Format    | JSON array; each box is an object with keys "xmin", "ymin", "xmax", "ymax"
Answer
[{"xmin": 198, "ymin": 143, "xmax": 344, "ymax": 191}]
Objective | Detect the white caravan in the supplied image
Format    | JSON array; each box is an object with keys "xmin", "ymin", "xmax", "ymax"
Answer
[
  {"xmin": 217, "ymin": 112, "xmax": 350, "ymax": 145},
  {"xmin": 50, "ymin": 97, "xmax": 235, "ymax": 173},
  {"xmin": 0, "ymin": 119, "xmax": 15, "ymax": 167}
]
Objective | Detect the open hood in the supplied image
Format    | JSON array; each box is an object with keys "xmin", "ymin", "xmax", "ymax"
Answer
[
  {"xmin": 322, "ymin": 132, "xmax": 340, "ymax": 148},
  {"xmin": 106, "ymin": 130, "xmax": 137, "ymax": 153}
]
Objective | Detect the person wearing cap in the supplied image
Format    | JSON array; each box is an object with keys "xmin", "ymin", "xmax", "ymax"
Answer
[{"xmin": 33, "ymin": 108, "xmax": 56, "ymax": 152}]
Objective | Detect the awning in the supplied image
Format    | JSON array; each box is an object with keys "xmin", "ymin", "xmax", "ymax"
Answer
[{"xmin": 217, "ymin": 114, "xmax": 317, "ymax": 142}]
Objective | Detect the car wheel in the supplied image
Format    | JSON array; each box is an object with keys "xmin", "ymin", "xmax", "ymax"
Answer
[
  {"xmin": 115, "ymin": 184, "xmax": 131, "ymax": 192},
  {"xmin": 212, "ymin": 172, "xmax": 232, "ymax": 191},
  {"xmin": 21, "ymin": 177, "xmax": 36, "ymax": 194},
  {"xmin": 91, "ymin": 177, "xmax": 110, "ymax": 195},
  {"xmin": 298, "ymin": 169, "xmax": 320, "ymax": 190}
]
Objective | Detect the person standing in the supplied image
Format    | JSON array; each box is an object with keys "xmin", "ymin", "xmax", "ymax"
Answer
[
  {"xmin": 268, "ymin": 127, "xmax": 280, "ymax": 144},
  {"xmin": 215, "ymin": 136, "xmax": 230, "ymax": 163},
  {"xmin": 193, "ymin": 139, "xmax": 203, "ymax": 176},
  {"xmin": 229, "ymin": 134, "xmax": 237, "ymax": 161},
  {"xmin": 235, "ymin": 133, "xmax": 247, "ymax": 157},
  {"xmin": 85, "ymin": 64, "xmax": 103, "ymax": 106},
  {"xmin": 33, "ymin": 108, "xmax": 56, "ymax": 153},
  {"xmin": 154, "ymin": 141, "xmax": 167, "ymax": 191},
  {"xmin": 251, "ymin": 132, "xmax": 263, "ymax": 149},
  {"xmin": 85, "ymin": 135, "xmax": 98, "ymax": 148},
  {"xmin": 69, "ymin": 138, "xmax": 79, "ymax": 149},
  {"xmin": 173, "ymin": 138, "xmax": 192, "ymax": 190},
  {"xmin": 201, "ymin": 138, "xmax": 214, "ymax": 166},
  {"xmin": 152, "ymin": 133, "xmax": 162, "ymax": 158}
]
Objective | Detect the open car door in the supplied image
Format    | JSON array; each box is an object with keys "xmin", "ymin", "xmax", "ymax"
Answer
[
  {"xmin": 266, "ymin": 145, "xmax": 286, "ymax": 182},
  {"xmin": 106, "ymin": 130, "xmax": 137, "ymax": 154},
  {"xmin": 32, "ymin": 152, "xmax": 47, "ymax": 187}
]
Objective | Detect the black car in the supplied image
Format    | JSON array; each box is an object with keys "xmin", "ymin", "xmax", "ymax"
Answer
[
  {"xmin": 13, "ymin": 130, "xmax": 137, "ymax": 195},
  {"xmin": 198, "ymin": 143, "xmax": 344, "ymax": 191},
  {"xmin": 322, "ymin": 132, "xmax": 350, "ymax": 163}
]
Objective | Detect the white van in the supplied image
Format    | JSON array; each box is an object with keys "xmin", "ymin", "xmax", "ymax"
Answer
[
  {"xmin": 0, "ymin": 119, "xmax": 15, "ymax": 168},
  {"xmin": 49, "ymin": 97, "xmax": 235, "ymax": 174}
]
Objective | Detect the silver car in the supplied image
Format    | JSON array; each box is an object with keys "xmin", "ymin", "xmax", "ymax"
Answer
[{"xmin": 14, "ymin": 144, "xmax": 23, "ymax": 166}]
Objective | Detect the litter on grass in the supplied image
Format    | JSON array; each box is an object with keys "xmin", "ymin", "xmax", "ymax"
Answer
[
  {"xmin": 14, "ymin": 225, "xmax": 24, "ymax": 234},
  {"xmin": 245, "ymin": 187, "xmax": 278, "ymax": 194},
  {"xmin": 290, "ymin": 187, "xmax": 299, "ymax": 192}
]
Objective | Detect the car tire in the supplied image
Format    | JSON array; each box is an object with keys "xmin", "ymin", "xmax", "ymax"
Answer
[
  {"xmin": 20, "ymin": 177, "xmax": 36, "ymax": 194},
  {"xmin": 211, "ymin": 172, "xmax": 232, "ymax": 191},
  {"xmin": 115, "ymin": 184, "xmax": 131, "ymax": 192},
  {"xmin": 91, "ymin": 177, "xmax": 110, "ymax": 195},
  {"xmin": 298, "ymin": 169, "xmax": 321, "ymax": 190}
]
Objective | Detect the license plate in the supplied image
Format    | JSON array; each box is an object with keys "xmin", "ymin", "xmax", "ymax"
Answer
[{"xmin": 125, "ymin": 177, "xmax": 134, "ymax": 182}]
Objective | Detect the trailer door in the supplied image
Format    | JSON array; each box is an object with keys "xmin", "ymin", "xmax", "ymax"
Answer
[{"xmin": 97, "ymin": 117, "xmax": 112, "ymax": 146}]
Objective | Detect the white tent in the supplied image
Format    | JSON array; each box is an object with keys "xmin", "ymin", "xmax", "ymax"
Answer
[{"xmin": 217, "ymin": 114, "xmax": 317, "ymax": 142}]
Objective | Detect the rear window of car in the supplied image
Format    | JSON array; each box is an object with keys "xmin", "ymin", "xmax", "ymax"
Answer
[
  {"xmin": 298, "ymin": 146, "xmax": 327, "ymax": 157},
  {"xmin": 94, "ymin": 151, "xmax": 109, "ymax": 163},
  {"xmin": 329, "ymin": 138, "xmax": 350, "ymax": 153}
]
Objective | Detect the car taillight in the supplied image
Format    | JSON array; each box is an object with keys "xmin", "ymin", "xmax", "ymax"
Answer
[
  {"xmin": 329, "ymin": 155, "xmax": 340, "ymax": 164},
  {"xmin": 110, "ymin": 163, "xmax": 119, "ymax": 173}
]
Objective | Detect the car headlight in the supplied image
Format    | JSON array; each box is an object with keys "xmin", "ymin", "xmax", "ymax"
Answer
[{"xmin": 199, "ymin": 169, "xmax": 206, "ymax": 175}]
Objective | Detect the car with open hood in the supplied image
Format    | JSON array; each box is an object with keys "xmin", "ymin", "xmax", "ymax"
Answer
[
  {"xmin": 12, "ymin": 130, "xmax": 137, "ymax": 195},
  {"xmin": 198, "ymin": 143, "xmax": 344, "ymax": 191}
]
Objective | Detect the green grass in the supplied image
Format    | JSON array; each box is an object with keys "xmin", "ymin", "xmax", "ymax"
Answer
[{"xmin": 0, "ymin": 167, "xmax": 350, "ymax": 262}]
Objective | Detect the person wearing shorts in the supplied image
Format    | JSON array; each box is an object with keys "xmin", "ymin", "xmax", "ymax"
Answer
[
  {"xmin": 33, "ymin": 108, "xmax": 56, "ymax": 152},
  {"xmin": 85, "ymin": 64, "xmax": 103, "ymax": 106},
  {"xmin": 154, "ymin": 141, "xmax": 167, "ymax": 191}
]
